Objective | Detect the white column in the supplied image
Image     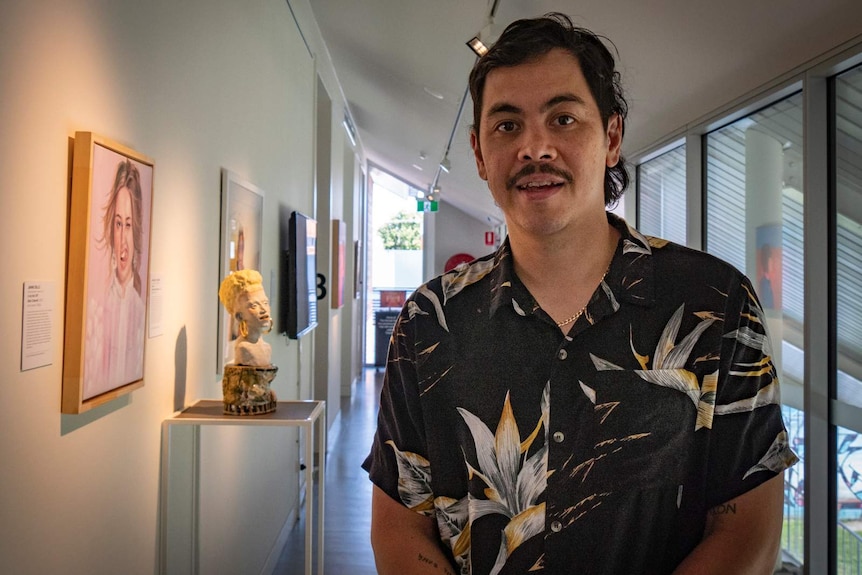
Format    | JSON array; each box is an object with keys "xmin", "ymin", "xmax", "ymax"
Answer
[
  {"xmin": 745, "ymin": 128, "xmax": 784, "ymax": 374},
  {"xmin": 423, "ymin": 210, "xmax": 436, "ymax": 283}
]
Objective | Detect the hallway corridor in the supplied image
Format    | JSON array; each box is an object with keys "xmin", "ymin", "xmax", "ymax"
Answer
[{"xmin": 275, "ymin": 369, "xmax": 382, "ymax": 574}]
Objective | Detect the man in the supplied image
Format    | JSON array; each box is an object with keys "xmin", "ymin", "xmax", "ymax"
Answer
[{"xmin": 363, "ymin": 13, "xmax": 796, "ymax": 575}]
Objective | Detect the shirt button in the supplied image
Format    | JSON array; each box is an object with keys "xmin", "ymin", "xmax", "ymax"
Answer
[
  {"xmin": 550, "ymin": 520, "xmax": 562, "ymax": 533},
  {"xmin": 557, "ymin": 349, "xmax": 568, "ymax": 360},
  {"xmin": 553, "ymin": 431, "xmax": 565, "ymax": 443}
]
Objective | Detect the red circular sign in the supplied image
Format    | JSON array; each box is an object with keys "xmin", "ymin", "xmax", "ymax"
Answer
[{"xmin": 444, "ymin": 253, "xmax": 475, "ymax": 272}]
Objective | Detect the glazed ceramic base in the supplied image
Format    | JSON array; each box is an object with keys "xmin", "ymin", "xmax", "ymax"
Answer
[{"xmin": 222, "ymin": 364, "xmax": 278, "ymax": 415}]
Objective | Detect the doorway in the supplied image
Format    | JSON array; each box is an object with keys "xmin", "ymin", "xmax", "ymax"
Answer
[{"xmin": 364, "ymin": 167, "xmax": 426, "ymax": 366}]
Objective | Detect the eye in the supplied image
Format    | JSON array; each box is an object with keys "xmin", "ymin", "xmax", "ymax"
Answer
[
  {"xmin": 495, "ymin": 120, "xmax": 517, "ymax": 133},
  {"xmin": 554, "ymin": 114, "xmax": 575, "ymax": 126}
]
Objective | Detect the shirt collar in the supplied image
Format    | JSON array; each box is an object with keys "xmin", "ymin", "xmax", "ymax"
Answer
[
  {"xmin": 487, "ymin": 236, "xmax": 516, "ymax": 319},
  {"xmin": 487, "ymin": 213, "xmax": 656, "ymax": 322}
]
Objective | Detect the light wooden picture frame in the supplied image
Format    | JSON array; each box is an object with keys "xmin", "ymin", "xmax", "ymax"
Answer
[
  {"xmin": 62, "ymin": 132, "xmax": 155, "ymax": 414},
  {"xmin": 218, "ymin": 169, "xmax": 264, "ymax": 371}
]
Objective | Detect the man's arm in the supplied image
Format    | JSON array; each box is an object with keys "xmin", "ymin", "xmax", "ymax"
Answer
[
  {"xmin": 371, "ymin": 485, "xmax": 458, "ymax": 575},
  {"xmin": 673, "ymin": 473, "xmax": 785, "ymax": 574}
]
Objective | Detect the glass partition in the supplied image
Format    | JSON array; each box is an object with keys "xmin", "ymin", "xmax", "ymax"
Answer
[
  {"xmin": 704, "ymin": 93, "xmax": 805, "ymax": 568},
  {"xmin": 834, "ymin": 63, "xmax": 862, "ymax": 573},
  {"xmin": 637, "ymin": 144, "xmax": 686, "ymax": 244},
  {"xmin": 835, "ymin": 65, "xmax": 862, "ymax": 409}
]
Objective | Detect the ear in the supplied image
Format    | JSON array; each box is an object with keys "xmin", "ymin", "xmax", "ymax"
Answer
[
  {"xmin": 605, "ymin": 113, "xmax": 623, "ymax": 167},
  {"xmin": 470, "ymin": 130, "xmax": 488, "ymax": 181}
]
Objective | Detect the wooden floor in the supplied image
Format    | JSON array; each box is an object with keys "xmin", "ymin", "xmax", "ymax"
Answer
[{"xmin": 274, "ymin": 368, "xmax": 382, "ymax": 575}]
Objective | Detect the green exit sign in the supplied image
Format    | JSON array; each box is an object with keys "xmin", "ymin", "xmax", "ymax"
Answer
[{"xmin": 417, "ymin": 200, "xmax": 439, "ymax": 212}]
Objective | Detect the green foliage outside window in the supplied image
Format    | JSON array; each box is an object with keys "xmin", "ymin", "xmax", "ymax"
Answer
[{"xmin": 378, "ymin": 210, "xmax": 422, "ymax": 250}]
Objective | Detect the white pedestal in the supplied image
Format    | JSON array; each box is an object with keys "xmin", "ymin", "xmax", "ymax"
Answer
[{"xmin": 159, "ymin": 400, "xmax": 326, "ymax": 575}]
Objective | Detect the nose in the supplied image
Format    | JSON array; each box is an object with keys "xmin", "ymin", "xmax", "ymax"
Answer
[{"xmin": 519, "ymin": 124, "xmax": 557, "ymax": 162}]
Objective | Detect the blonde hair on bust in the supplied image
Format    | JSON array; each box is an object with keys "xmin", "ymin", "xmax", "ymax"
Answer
[{"xmin": 218, "ymin": 269, "xmax": 263, "ymax": 315}]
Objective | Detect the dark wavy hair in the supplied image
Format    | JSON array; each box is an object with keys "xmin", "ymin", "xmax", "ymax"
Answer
[{"xmin": 468, "ymin": 12, "xmax": 630, "ymax": 205}]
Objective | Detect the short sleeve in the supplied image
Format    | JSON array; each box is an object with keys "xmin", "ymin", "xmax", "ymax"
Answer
[
  {"xmin": 362, "ymin": 303, "xmax": 436, "ymax": 516},
  {"xmin": 706, "ymin": 275, "xmax": 798, "ymax": 508}
]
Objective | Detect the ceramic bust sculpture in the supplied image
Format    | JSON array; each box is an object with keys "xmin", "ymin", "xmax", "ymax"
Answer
[{"xmin": 218, "ymin": 270, "xmax": 278, "ymax": 415}]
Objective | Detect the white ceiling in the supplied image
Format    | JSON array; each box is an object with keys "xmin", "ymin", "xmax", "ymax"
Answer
[{"xmin": 308, "ymin": 0, "xmax": 862, "ymax": 224}]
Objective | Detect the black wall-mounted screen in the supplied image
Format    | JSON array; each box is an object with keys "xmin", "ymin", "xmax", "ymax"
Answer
[{"xmin": 283, "ymin": 211, "xmax": 318, "ymax": 339}]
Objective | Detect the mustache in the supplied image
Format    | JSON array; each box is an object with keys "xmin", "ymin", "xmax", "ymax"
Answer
[{"xmin": 506, "ymin": 163, "xmax": 573, "ymax": 190}]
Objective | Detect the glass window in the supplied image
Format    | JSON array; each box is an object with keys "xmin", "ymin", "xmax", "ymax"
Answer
[
  {"xmin": 834, "ymin": 63, "xmax": 862, "ymax": 573},
  {"xmin": 637, "ymin": 144, "xmax": 686, "ymax": 244},
  {"xmin": 704, "ymin": 93, "xmax": 805, "ymax": 568},
  {"xmin": 704, "ymin": 94, "xmax": 805, "ymax": 338},
  {"xmin": 837, "ymin": 426, "xmax": 862, "ymax": 569},
  {"xmin": 835, "ymin": 64, "xmax": 862, "ymax": 409},
  {"xmin": 783, "ymin": 405, "xmax": 805, "ymax": 564}
]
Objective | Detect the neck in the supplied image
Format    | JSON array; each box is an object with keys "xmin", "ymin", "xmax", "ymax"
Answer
[
  {"xmin": 510, "ymin": 213, "xmax": 617, "ymax": 285},
  {"xmin": 508, "ymin": 213, "xmax": 619, "ymax": 326},
  {"xmin": 114, "ymin": 272, "xmax": 133, "ymax": 297}
]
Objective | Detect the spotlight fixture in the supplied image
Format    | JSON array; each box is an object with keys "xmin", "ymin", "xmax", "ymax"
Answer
[
  {"xmin": 466, "ymin": 36, "xmax": 488, "ymax": 57},
  {"xmin": 468, "ymin": 3, "xmax": 499, "ymax": 58},
  {"xmin": 439, "ymin": 156, "xmax": 451, "ymax": 173}
]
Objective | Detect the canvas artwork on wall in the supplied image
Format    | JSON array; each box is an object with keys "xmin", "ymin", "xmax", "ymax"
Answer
[
  {"xmin": 332, "ymin": 219, "xmax": 346, "ymax": 309},
  {"xmin": 218, "ymin": 169, "xmax": 264, "ymax": 370},
  {"xmin": 756, "ymin": 223, "xmax": 782, "ymax": 310},
  {"xmin": 62, "ymin": 132, "xmax": 155, "ymax": 414}
]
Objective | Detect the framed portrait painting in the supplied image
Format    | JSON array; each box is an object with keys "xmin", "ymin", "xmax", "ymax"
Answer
[
  {"xmin": 62, "ymin": 132, "xmax": 155, "ymax": 414},
  {"xmin": 218, "ymin": 169, "xmax": 264, "ymax": 370}
]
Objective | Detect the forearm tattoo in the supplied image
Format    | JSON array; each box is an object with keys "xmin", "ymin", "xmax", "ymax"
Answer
[
  {"xmin": 418, "ymin": 552, "xmax": 456, "ymax": 575},
  {"xmin": 708, "ymin": 502, "xmax": 738, "ymax": 516}
]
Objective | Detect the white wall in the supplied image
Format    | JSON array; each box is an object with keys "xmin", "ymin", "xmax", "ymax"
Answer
[
  {"xmin": 374, "ymin": 250, "xmax": 424, "ymax": 288},
  {"xmin": 0, "ymin": 1, "xmax": 350, "ymax": 573},
  {"xmin": 341, "ymin": 144, "xmax": 364, "ymax": 394},
  {"xmin": 313, "ymin": 77, "xmax": 339, "ymax": 432},
  {"xmin": 433, "ymin": 201, "xmax": 498, "ymax": 275}
]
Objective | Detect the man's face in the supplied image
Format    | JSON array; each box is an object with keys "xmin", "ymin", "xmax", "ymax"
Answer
[{"xmin": 470, "ymin": 48, "xmax": 622, "ymax": 239}]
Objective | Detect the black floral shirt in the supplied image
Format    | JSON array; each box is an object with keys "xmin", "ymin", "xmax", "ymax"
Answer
[{"xmin": 363, "ymin": 214, "xmax": 797, "ymax": 575}]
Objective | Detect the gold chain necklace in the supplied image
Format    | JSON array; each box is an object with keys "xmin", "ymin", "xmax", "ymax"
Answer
[
  {"xmin": 555, "ymin": 266, "xmax": 612, "ymax": 328},
  {"xmin": 556, "ymin": 307, "xmax": 587, "ymax": 328}
]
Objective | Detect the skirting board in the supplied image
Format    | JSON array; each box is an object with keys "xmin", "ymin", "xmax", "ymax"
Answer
[{"xmin": 261, "ymin": 504, "xmax": 299, "ymax": 575}]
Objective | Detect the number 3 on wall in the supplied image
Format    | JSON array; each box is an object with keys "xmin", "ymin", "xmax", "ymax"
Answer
[{"xmin": 316, "ymin": 273, "xmax": 327, "ymax": 300}]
